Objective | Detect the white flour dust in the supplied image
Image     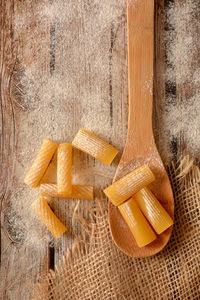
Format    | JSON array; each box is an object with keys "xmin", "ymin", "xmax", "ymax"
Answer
[
  {"xmin": 156, "ymin": 0, "xmax": 200, "ymax": 160},
  {"xmin": 8, "ymin": 0, "xmax": 200, "ymax": 252},
  {"xmin": 9, "ymin": 0, "xmax": 126, "ymax": 250}
]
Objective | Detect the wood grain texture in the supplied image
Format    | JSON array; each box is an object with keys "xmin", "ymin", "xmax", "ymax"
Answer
[
  {"xmin": 108, "ymin": 0, "xmax": 174, "ymax": 258},
  {"xmin": 0, "ymin": 0, "xmax": 198, "ymax": 298},
  {"xmin": 51, "ymin": 0, "xmax": 128, "ymax": 266},
  {"xmin": 0, "ymin": 0, "xmax": 16, "ymax": 215},
  {"xmin": 0, "ymin": 0, "xmax": 128, "ymax": 298},
  {"xmin": 0, "ymin": 1, "xmax": 51, "ymax": 298}
]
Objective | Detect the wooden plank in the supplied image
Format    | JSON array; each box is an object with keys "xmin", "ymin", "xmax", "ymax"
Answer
[
  {"xmin": 0, "ymin": 0, "xmax": 168, "ymax": 296},
  {"xmin": 2, "ymin": 0, "xmax": 199, "ymax": 298},
  {"xmin": 0, "ymin": 1, "xmax": 51, "ymax": 298},
  {"xmin": 50, "ymin": 0, "xmax": 128, "ymax": 263},
  {"xmin": 0, "ymin": 1, "xmax": 128, "ymax": 297},
  {"xmin": 174, "ymin": 0, "xmax": 200, "ymax": 159},
  {"xmin": 154, "ymin": 0, "xmax": 178, "ymax": 163}
]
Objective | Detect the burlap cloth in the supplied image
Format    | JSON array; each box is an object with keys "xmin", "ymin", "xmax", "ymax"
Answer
[{"xmin": 33, "ymin": 157, "xmax": 200, "ymax": 299}]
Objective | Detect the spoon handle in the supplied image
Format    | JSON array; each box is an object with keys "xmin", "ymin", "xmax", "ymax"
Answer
[{"xmin": 126, "ymin": 0, "xmax": 154, "ymax": 156}]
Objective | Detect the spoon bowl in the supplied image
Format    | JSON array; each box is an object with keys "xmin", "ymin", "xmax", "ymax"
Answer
[{"xmin": 108, "ymin": 0, "xmax": 174, "ymax": 258}]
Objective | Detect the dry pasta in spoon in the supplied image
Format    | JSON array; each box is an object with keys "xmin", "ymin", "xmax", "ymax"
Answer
[
  {"xmin": 104, "ymin": 164, "xmax": 155, "ymax": 206},
  {"xmin": 134, "ymin": 187, "xmax": 173, "ymax": 234},
  {"xmin": 118, "ymin": 197, "xmax": 156, "ymax": 247}
]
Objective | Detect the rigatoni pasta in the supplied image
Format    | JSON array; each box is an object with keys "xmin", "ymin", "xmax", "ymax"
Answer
[
  {"xmin": 134, "ymin": 187, "xmax": 173, "ymax": 234},
  {"xmin": 72, "ymin": 128, "xmax": 118, "ymax": 165},
  {"xmin": 40, "ymin": 183, "xmax": 94, "ymax": 200},
  {"xmin": 24, "ymin": 138, "xmax": 58, "ymax": 188},
  {"xmin": 104, "ymin": 164, "xmax": 155, "ymax": 206},
  {"xmin": 57, "ymin": 143, "xmax": 72, "ymax": 194},
  {"xmin": 32, "ymin": 195, "xmax": 67, "ymax": 238},
  {"xmin": 118, "ymin": 197, "xmax": 156, "ymax": 247}
]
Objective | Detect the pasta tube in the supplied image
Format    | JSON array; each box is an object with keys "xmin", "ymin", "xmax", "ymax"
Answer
[
  {"xmin": 40, "ymin": 184, "xmax": 94, "ymax": 200},
  {"xmin": 72, "ymin": 128, "xmax": 118, "ymax": 165},
  {"xmin": 134, "ymin": 187, "xmax": 173, "ymax": 234},
  {"xmin": 118, "ymin": 197, "xmax": 156, "ymax": 247},
  {"xmin": 104, "ymin": 164, "xmax": 155, "ymax": 206},
  {"xmin": 24, "ymin": 138, "xmax": 58, "ymax": 188},
  {"xmin": 57, "ymin": 143, "xmax": 72, "ymax": 194},
  {"xmin": 32, "ymin": 196, "xmax": 67, "ymax": 238}
]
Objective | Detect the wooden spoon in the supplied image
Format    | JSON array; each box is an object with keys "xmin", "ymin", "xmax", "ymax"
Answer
[{"xmin": 108, "ymin": 0, "xmax": 174, "ymax": 257}]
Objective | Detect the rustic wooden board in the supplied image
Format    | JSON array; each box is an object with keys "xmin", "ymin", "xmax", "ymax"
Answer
[
  {"xmin": 0, "ymin": 0, "xmax": 128, "ymax": 298},
  {"xmin": 0, "ymin": 1, "xmax": 51, "ymax": 298},
  {"xmin": 0, "ymin": 0, "xmax": 198, "ymax": 299}
]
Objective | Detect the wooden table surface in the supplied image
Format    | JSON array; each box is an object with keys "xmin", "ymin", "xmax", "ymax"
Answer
[{"xmin": 0, "ymin": 0, "xmax": 199, "ymax": 299}]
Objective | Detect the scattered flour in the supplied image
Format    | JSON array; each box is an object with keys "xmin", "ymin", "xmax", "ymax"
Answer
[
  {"xmin": 7, "ymin": 0, "xmax": 200, "ymax": 251},
  {"xmin": 8, "ymin": 0, "xmax": 127, "ymax": 250},
  {"xmin": 155, "ymin": 0, "xmax": 200, "ymax": 160}
]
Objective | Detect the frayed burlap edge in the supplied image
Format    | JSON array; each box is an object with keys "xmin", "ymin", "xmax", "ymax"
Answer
[{"xmin": 31, "ymin": 156, "xmax": 200, "ymax": 300}]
